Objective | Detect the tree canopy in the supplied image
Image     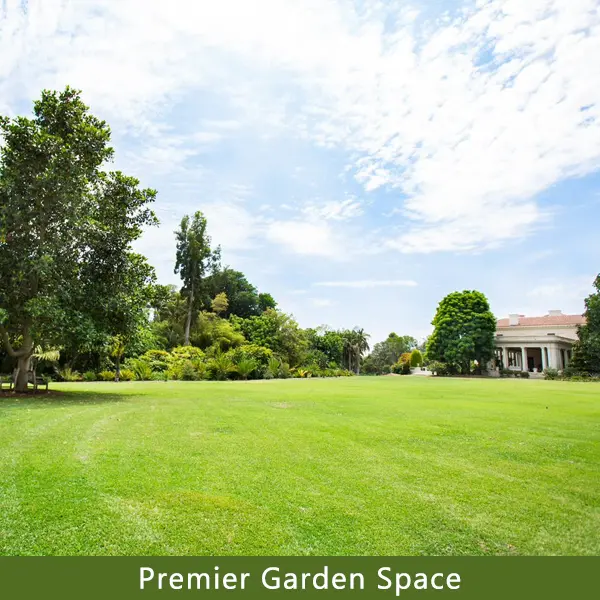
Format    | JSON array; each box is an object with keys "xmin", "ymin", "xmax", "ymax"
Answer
[
  {"xmin": 427, "ymin": 290, "xmax": 496, "ymax": 374},
  {"xmin": 0, "ymin": 87, "xmax": 157, "ymax": 391},
  {"xmin": 572, "ymin": 274, "xmax": 600, "ymax": 374}
]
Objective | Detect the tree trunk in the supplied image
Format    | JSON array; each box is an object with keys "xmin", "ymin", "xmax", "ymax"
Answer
[
  {"xmin": 15, "ymin": 354, "xmax": 32, "ymax": 393},
  {"xmin": 184, "ymin": 288, "xmax": 194, "ymax": 346}
]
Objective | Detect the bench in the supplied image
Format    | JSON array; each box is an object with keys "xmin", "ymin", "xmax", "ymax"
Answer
[{"xmin": 0, "ymin": 372, "xmax": 49, "ymax": 392}]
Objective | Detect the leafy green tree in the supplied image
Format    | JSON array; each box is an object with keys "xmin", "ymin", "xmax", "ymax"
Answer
[
  {"xmin": 572, "ymin": 274, "xmax": 600, "ymax": 374},
  {"xmin": 305, "ymin": 326, "xmax": 345, "ymax": 368},
  {"xmin": 258, "ymin": 293, "xmax": 277, "ymax": 313},
  {"xmin": 190, "ymin": 312, "xmax": 245, "ymax": 352},
  {"xmin": 211, "ymin": 292, "xmax": 229, "ymax": 316},
  {"xmin": 410, "ymin": 349, "xmax": 423, "ymax": 367},
  {"xmin": 175, "ymin": 211, "xmax": 220, "ymax": 346},
  {"xmin": 341, "ymin": 328, "xmax": 370, "ymax": 374},
  {"xmin": 231, "ymin": 309, "xmax": 307, "ymax": 366},
  {"xmin": 427, "ymin": 290, "xmax": 496, "ymax": 374},
  {"xmin": 0, "ymin": 87, "xmax": 157, "ymax": 392},
  {"xmin": 365, "ymin": 333, "xmax": 417, "ymax": 373}
]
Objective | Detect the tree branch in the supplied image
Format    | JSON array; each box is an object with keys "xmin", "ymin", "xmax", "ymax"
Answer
[{"xmin": 0, "ymin": 323, "xmax": 30, "ymax": 358}]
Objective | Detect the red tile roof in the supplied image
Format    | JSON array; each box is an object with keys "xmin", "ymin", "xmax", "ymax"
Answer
[{"xmin": 497, "ymin": 314, "xmax": 586, "ymax": 328}]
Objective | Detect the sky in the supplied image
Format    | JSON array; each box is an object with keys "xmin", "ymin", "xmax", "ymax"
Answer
[{"xmin": 1, "ymin": 0, "xmax": 599, "ymax": 344}]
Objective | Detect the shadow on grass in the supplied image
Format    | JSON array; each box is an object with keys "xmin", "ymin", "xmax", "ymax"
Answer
[{"xmin": 0, "ymin": 389, "xmax": 126, "ymax": 408}]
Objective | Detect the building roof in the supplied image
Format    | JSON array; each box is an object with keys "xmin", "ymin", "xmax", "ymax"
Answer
[{"xmin": 497, "ymin": 314, "xmax": 586, "ymax": 328}]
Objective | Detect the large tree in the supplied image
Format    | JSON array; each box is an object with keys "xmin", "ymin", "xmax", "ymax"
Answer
[
  {"xmin": 572, "ymin": 274, "xmax": 600, "ymax": 374},
  {"xmin": 364, "ymin": 333, "xmax": 417, "ymax": 374},
  {"xmin": 0, "ymin": 87, "xmax": 157, "ymax": 392},
  {"xmin": 174, "ymin": 211, "xmax": 220, "ymax": 345},
  {"xmin": 427, "ymin": 290, "xmax": 496, "ymax": 374}
]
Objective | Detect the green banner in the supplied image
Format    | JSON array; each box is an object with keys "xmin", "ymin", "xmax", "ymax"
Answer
[{"xmin": 0, "ymin": 557, "xmax": 597, "ymax": 599}]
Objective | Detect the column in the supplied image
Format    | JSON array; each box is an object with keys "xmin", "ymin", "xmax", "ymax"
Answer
[
  {"xmin": 521, "ymin": 347, "xmax": 527, "ymax": 371},
  {"xmin": 541, "ymin": 347, "xmax": 547, "ymax": 371},
  {"xmin": 502, "ymin": 347, "xmax": 509, "ymax": 369}
]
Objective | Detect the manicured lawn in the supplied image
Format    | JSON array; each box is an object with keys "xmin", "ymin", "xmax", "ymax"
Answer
[{"xmin": 0, "ymin": 377, "xmax": 598, "ymax": 556}]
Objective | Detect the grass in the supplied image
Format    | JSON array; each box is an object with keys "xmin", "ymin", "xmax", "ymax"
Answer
[{"xmin": 0, "ymin": 377, "xmax": 599, "ymax": 556}]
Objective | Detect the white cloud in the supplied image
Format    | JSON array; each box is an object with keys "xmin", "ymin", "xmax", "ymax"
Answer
[
  {"xmin": 302, "ymin": 197, "xmax": 364, "ymax": 221},
  {"xmin": 309, "ymin": 298, "xmax": 337, "ymax": 308},
  {"xmin": 314, "ymin": 280, "xmax": 418, "ymax": 288},
  {"xmin": 265, "ymin": 220, "xmax": 344, "ymax": 258},
  {"xmin": 2, "ymin": 0, "xmax": 600, "ymax": 255}
]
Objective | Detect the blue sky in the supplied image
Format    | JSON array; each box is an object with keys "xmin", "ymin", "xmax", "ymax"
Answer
[{"xmin": 1, "ymin": 0, "xmax": 599, "ymax": 343}]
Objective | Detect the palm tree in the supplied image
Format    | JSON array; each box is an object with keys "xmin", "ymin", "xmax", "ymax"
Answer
[{"xmin": 343, "ymin": 328, "xmax": 370, "ymax": 375}]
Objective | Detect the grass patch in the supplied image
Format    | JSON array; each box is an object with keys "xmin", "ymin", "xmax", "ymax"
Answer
[{"xmin": 1, "ymin": 378, "xmax": 598, "ymax": 555}]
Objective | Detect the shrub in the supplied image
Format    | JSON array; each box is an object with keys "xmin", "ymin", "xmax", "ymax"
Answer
[
  {"xmin": 267, "ymin": 357, "xmax": 281, "ymax": 379},
  {"xmin": 207, "ymin": 354, "xmax": 236, "ymax": 381},
  {"xmin": 129, "ymin": 358, "xmax": 154, "ymax": 381},
  {"xmin": 57, "ymin": 367, "xmax": 82, "ymax": 382},
  {"xmin": 152, "ymin": 371, "xmax": 168, "ymax": 381},
  {"xmin": 139, "ymin": 349, "xmax": 171, "ymax": 372},
  {"xmin": 544, "ymin": 368, "xmax": 559, "ymax": 381},
  {"xmin": 520, "ymin": 371, "xmax": 530, "ymax": 379},
  {"xmin": 119, "ymin": 369, "xmax": 135, "ymax": 382},
  {"xmin": 236, "ymin": 358, "xmax": 257, "ymax": 380},
  {"xmin": 82, "ymin": 371, "xmax": 97, "ymax": 382},
  {"xmin": 181, "ymin": 360, "xmax": 201, "ymax": 381},
  {"xmin": 410, "ymin": 349, "xmax": 423, "ymax": 367},
  {"xmin": 170, "ymin": 346, "xmax": 205, "ymax": 362},
  {"xmin": 98, "ymin": 370, "xmax": 116, "ymax": 381},
  {"xmin": 399, "ymin": 353, "xmax": 412, "ymax": 364},
  {"xmin": 428, "ymin": 361, "xmax": 449, "ymax": 376},
  {"xmin": 279, "ymin": 362, "xmax": 292, "ymax": 379},
  {"xmin": 229, "ymin": 345, "xmax": 273, "ymax": 370}
]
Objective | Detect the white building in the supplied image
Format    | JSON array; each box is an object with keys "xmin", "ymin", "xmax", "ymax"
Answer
[{"xmin": 492, "ymin": 310, "xmax": 585, "ymax": 374}]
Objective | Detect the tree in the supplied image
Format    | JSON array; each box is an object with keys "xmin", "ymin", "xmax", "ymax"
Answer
[
  {"xmin": 203, "ymin": 268, "xmax": 277, "ymax": 318},
  {"xmin": 174, "ymin": 211, "xmax": 220, "ymax": 345},
  {"xmin": 211, "ymin": 292, "xmax": 229, "ymax": 316},
  {"xmin": 231, "ymin": 309, "xmax": 308, "ymax": 366},
  {"xmin": 258, "ymin": 293, "xmax": 277, "ymax": 313},
  {"xmin": 0, "ymin": 87, "xmax": 157, "ymax": 392},
  {"xmin": 572, "ymin": 274, "xmax": 600, "ymax": 374},
  {"xmin": 427, "ymin": 290, "xmax": 496, "ymax": 374},
  {"xmin": 410, "ymin": 349, "xmax": 423, "ymax": 367},
  {"xmin": 365, "ymin": 333, "xmax": 417, "ymax": 373},
  {"xmin": 341, "ymin": 328, "xmax": 370, "ymax": 374}
]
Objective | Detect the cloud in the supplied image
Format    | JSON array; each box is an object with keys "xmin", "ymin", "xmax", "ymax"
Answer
[
  {"xmin": 265, "ymin": 220, "xmax": 344, "ymax": 258},
  {"xmin": 314, "ymin": 279, "xmax": 418, "ymax": 288},
  {"xmin": 302, "ymin": 197, "xmax": 364, "ymax": 221},
  {"xmin": 2, "ymin": 0, "xmax": 600, "ymax": 256},
  {"xmin": 309, "ymin": 298, "xmax": 337, "ymax": 308}
]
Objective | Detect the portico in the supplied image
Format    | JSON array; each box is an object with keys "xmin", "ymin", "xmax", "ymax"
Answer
[
  {"xmin": 489, "ymin": 310, "xmax": 584, "ymax": 375},
  {"xmin": 494, "ymin": 337, "xmax": 574, "ymax": 373}
]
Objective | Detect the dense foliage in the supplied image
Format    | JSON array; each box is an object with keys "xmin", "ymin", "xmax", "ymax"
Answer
[
  {"xmin": 427, "ymin": 290, "xmax": 496, "ymax": 375},
  {"xmin": 0, "ymin": 88, "xmax": 157, "ymax": 391},
  {"xmin": 572, "ymin": 274, "xmax": 600, "ymax": 375}
]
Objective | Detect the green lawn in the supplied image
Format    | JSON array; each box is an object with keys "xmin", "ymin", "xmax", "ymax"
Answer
[{"xmin": 1, "ymin": 377, "xmax": 598, "ymax": 556}]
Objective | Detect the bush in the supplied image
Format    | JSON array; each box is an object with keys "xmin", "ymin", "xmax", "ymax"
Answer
[
  {"xmin": 428, "ymin": 361, "xmax": 449, "ymax": 376},
  {"xmin": 228, "ymin": 345, "xmax": 273, "ymax": 370},
  {"xmin": 279, "ymin": 362, "xmax": 292, "ymax": 379},
  {"xmin": 82, "ymin": 371, "xmax": 97, "ymax": 382},
  {"xmin": 236, "ymin": 358, "xmax": 257, "ymax": 380},
  {"xmin": 410, "ymin": 349, "xmax": 423, "ymax": 367},
  {"xmin": 98, "ymin": 370, "xmax": 116, "ymax": 381},
  {"xmin": 267, "ymin": 357, "xmax": 281, "ymax": 379},
  {"xmin": 207, "ymin": 354, "xmax": 236, "ymax": 381},
  {"xmin": 57, "ymin": 367, "xmax": 82, "ymax": 382},
  {"xmin": 181, "ymin": 360, "xmax": 201, "ymax": 381},
  {"xmin": 129, "ymin": 358, "xmax": 154, "ymax": 381},
  {"xmin": 139, "ymin": 349, "xmax": 170, "ymax": 372},
  {"xmin": 520, "ymin": 371, "xmax": 530, "ymax": 379},
  {"xmin": 544, "ymin": 368, "xmax": 559, "ymax": 381},
  {"xmin": 119, "ymin": 369, "xmax": 135, "ymax": 382}
]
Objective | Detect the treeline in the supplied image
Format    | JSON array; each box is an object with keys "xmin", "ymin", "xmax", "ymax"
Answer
[{"xmin": 0, "ymin": 88, "xmax": 377, "ymax": 389}]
